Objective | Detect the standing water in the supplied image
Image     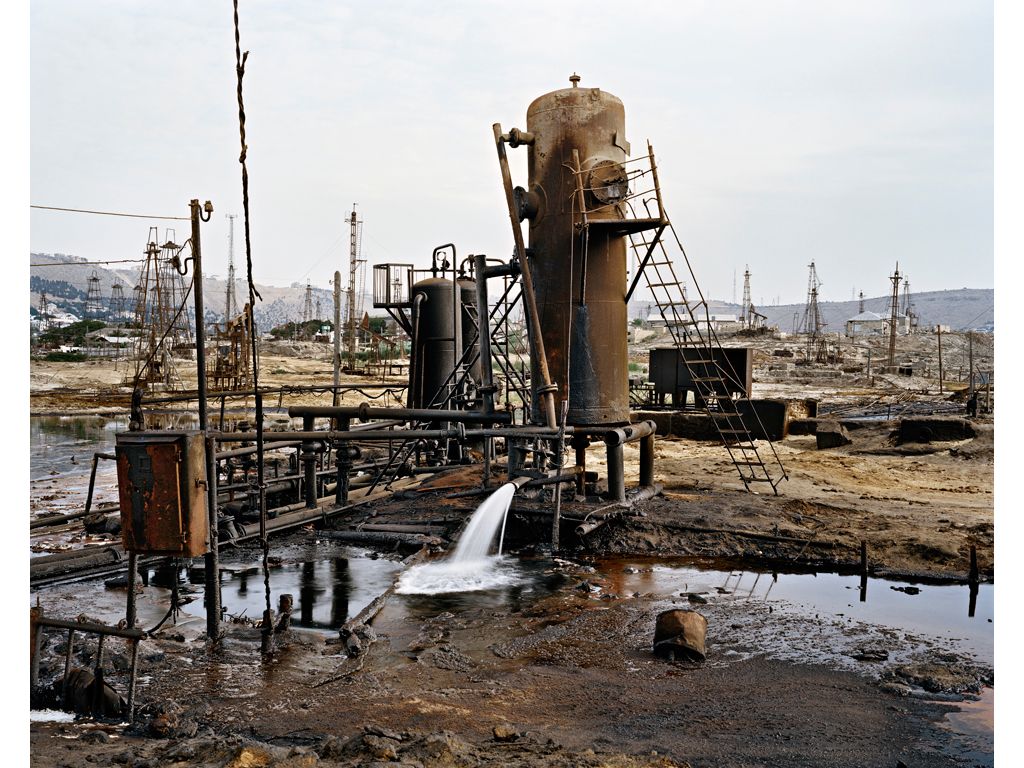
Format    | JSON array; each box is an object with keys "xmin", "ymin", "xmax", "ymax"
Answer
[{"xmin": 396, "ymin": 483, "xmax": 522, "ymax": 594}]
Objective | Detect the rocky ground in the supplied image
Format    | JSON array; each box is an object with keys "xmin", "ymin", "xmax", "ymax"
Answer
[{"xmin": 27, "ymin": 340, "xmax": 996, "ymax": 767}]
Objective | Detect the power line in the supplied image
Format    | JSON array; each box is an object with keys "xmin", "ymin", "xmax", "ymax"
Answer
[
  {"xmin": 31, "ymin": 204, "xmax": 188, "ymax": 221},
  {"xmin": 30, "ymin": 258, "xmax": 148, "ymax": 267}
]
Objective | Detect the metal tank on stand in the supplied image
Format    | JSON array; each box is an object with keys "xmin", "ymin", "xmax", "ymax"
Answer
[{"xmin": 494, "ymin": 75, "xmax": 665, "ymax": 501}]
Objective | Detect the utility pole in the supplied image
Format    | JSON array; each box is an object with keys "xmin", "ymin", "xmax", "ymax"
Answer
[
  {"xmin": 741, "ymin": 266, "xmax": 751, "ymax": 329},
  {"xmin": 333, "ymin": 270, "xmax": 341, "ymax": 405},
  {"xmin": 225, "ymin": 214, "xmax": 238, "ymax": 321},
  {"xmin": 858, "ymin": 291, "xmax": 865, "ymax": 314},
  {"xmin": 189, "ymin": 198, "xmax": 220, "ymax": 642},
  {"xmin": 347, "ymin": 207, "xmax": 361, "ymax": 371},
  {"xmin": 968, "ymin": 331, "xmax": 974, "ymax": 397},
  {"xmin": 935, "ymin": 325, "xmax": 944, "ymax": 394}
]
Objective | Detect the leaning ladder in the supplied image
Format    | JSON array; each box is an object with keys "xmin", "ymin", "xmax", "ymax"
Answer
[{"xmin": 627, "ymin": 203, "xmax": 788, "ymax": 494}]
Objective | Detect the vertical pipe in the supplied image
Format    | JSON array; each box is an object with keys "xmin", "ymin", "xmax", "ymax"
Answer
[
  {"xmin": 127, "ymin": 639, "xmax": 139, "ymax": 723},
  {"xmin": 573, "ymin": 435, "xmax": 588, "ymax": 495},
  {"xmin": 84, "ymin": 453, "xmax": 100, "ymax": 517},
  {"xmin": 640, "ymin": 432, "xmax": 655, "ymax": 487},
  {"xmin": 936, "ymin": 325, "xmax": 944, "ymax": 394},
  {"xmin": 62, "ymin": 629, "xmax": 75, "ymax": 702},
  {"xmin": 493, "ymin": 123, "xmax": 557, "ymax": 428},
  {"xmin": 30, "ymin": 607, "xmax": 42, "ymax": 688},
  {"xmin": 126, "ymin": 552, "xmax": 138, "ymax": 629},
  {"xmin": 606, "ymin": 442, "xmax": 625, "ymax": 503},
  {"xmin": 204, "ymin": 434, "xmax": 220, "ymax": 640},
  {"xmin": 303, "ymin": 415, "xmax": 317, "ymax": 508},
  {"xmin": 333, "ymin": 270, "xmax": 342, "ymax": 406},
  {"xmin": 474, "ymin": 254, "xmax": 496, "ymax": 488},
  {"xmin": 335, "ymin": 417, "xmax": 351, "ymax": 506},
  {"xmin": 192, "ymin": 200, "xmax": 221, "ymax": 642}
]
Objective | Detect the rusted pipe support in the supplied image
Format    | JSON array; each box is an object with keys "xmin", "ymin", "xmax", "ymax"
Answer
[
  {"xmin": 606, "ymin": 443, "xmax": 626, "ymax": 503},
  {"xmin": 302, "ymin": 416, "xmax": 317, "ymax": 509},
  {"xmin": 33, "ymin": 614, "xmax": 146, "ymax": 640},
  {"xmin": 575, "ymin": 483, "xmax": 663, "ymax": 536},
  {"xmin": 286, "ymin": 404, "xmax": 512, "ymax": 425}
]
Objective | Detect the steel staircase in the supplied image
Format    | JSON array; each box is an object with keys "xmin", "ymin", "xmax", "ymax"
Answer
[{"xmin": 627, "ymin": 201, "xmax": 788, "ymax": 494}]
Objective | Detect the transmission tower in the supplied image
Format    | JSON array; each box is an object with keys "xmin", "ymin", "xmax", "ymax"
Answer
[
  {"xmin": 225, "ymin": 213, "xmax": 238, "ymax": 320},
  {"xmin": 887, "ymin": 263, "xmax": 901, "ymax": 370},
  {"xmin": 315, "ymin": 297, "xmax": 322, "ymax": 323},
  {"xmin": 740, "ymin": 266, "xmax": 752, "ymax": 328},
  {"xmin": 85, "ymin": 270, "xmax": 104, "ymax": 320}
]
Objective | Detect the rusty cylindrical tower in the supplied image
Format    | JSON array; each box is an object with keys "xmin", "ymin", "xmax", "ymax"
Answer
[{"xmin": 519, "ymin": 77, "xmax": 633, "ymax": 426}]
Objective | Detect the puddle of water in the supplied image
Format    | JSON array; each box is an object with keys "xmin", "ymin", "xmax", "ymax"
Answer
[
  {"xmin": 596, "ymin": 559, "xmax": 993, "ymax": 666},
  {"xmin": 30, "ymin": 415, "xmax": 127, "ymax": 481},
  {"xmin": 176, "ymin": 551, "xmax": 402, "ymax": 632}
]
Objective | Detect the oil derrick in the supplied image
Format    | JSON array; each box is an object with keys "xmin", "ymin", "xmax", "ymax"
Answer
[
  {"xmin": 37, "ymin": 292, "xmax": 52, "ymax": 334},
  {"xmin": 902, "ymin": 278, "xmax": 917, "ymax": 331},
  {"xmin": 85, "ymin": 270, "xmax": 104, "ymax": 320},
  {"xmin": 887, "ymin": 262, "xmax": 901, "ymax": 371},
  {"xmin": 346, "ymin": 207, "xmax": 365, "ymax": 371},
  {"xmin": 208, "ymin": 303, "xmax": 253, "ymax": 392},
  {"xmin": 128, "ymin": 228, "xmax": 195, "ymax": 388},
  {"xmin": 108, "ymin": 282, "xmax": 126, "ymax": 323},
  {"xmin": 315, "ymin": 298, "xmax": 322, "ymax": 324},
  {"xmin": 799, "ymin": 261, "xmax": 826, "ymax": 361},
  {"xmin": 740, "ymin": 266, "xmax": 752, "ymax": 328},
  {"xmin": 302, "ymin": 280, "xmax": 314, "ymax": 336},
  {"xmin": 224, "ymin": 213, "xmax": 238, "ymax": 321}
]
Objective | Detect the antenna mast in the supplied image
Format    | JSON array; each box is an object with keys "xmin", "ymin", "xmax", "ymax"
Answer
[{"xmin": 225, "ymin": 213, "xmax": 238, "ymax": 320}]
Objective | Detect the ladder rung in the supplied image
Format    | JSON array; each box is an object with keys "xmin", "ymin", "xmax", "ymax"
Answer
[{"xmin": 739, "ymin": 476, "xmax": 776, "ymax": 483}]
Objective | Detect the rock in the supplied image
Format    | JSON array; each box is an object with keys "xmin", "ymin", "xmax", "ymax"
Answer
[
  {"xmin": 492, "ymin": 725, "xmax": 519, "ymax": 742},
  {"xmin": 80, "ymin": 730, "xmax": 109, "ymax": 744},
  {"xmin": 815, "ymin": 421, "xmax": 852, "ymax": 449},
  {"xmin": 685, "ymin": 593, "xmax": 708, "ymax": 605},
  {"xmin": 890, "ymin": 586, "xmax": 921, "ymax": 595}
]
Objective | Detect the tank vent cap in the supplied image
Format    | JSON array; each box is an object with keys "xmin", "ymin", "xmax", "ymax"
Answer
[{"xmin": 569, "ymin": 73, "xmax": 581, "ymax": 88}]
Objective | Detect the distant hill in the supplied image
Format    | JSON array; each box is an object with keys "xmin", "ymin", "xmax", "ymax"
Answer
[
  {"xmin": 630, "ymin": 288, "xmax": 993, "ymax": 332},
  {"xmin": 32, "ymin": 252, "xmax": 993, "ymax": 334},
  {"xmin": 29, "ymin": 252, "xmax": 376, "ymax": 331}
]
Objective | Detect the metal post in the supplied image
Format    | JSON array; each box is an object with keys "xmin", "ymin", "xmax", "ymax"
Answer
[
  {"xmin": 31, "ymin": 607, "xmax": 42, "ymax": 687},
  {"xmin": 84, "ymin": 453, "xmax": 101, "ymax": 517},
  {"xmin": 640, "ymin": 432, "xmax": 655, "ymax": 488},
  {"xmin": 333, "ymin": 270, "xmax": 342, "ymax": 406},
  {"xmin": 62, "ymin": 629, "xmax": 75, "ymax": 702},
  {"xmin": 573, "ymin": 435, "xmax": 588, "ymax": 496},
  {"xmin": 936, "ymin": 325, "xmax": 944, "ymax": 394}
]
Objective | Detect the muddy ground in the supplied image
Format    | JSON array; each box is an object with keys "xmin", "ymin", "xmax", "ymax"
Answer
[{"xmin": 28, "ymin": 353, "xmax": 995, "ymax": 766}]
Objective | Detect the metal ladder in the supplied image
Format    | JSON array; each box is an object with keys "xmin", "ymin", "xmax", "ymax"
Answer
[{"xmin": 628, "ymin": 205, "xmax": 788, "ymax": 494}]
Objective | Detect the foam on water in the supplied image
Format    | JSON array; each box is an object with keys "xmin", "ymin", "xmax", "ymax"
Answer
[{"xmin": 396, "ymin": 482, "xmax": 522, "ymax": 595}]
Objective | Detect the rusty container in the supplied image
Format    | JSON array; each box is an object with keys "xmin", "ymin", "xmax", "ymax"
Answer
[
  {"xmin": 653, "ymin": 609, "xmax": 707, "ymax": 661},
  {"xmin": 115, "ymin": 430, "xmax": 209, "ymax": 557},
  {"xmin": 524, "ymin": 81, "xmax": 631, "ymax": 426},
  {"xmin": 407, "ymin": 277, "xmax": 480, "ymax": 409}
]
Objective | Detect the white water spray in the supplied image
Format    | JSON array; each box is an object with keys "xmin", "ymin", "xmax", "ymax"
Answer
[{"xmin": 396, "ymin": 482, "xmax": 521, "ymax": 595}]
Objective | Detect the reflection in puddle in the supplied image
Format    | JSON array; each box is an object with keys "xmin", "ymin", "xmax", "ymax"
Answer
[
  {"xmin": 174, "ymin": 552, "xmax": 402, "ymax": 631},
  {"xmin": 597, "ymin": 559, "xmax": 993, "ymax": 666}
]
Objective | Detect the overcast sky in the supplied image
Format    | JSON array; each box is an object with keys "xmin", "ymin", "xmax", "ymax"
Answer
[{"xmin": 28, "ymin": 1, "xmax": 993, "ymax": 306}]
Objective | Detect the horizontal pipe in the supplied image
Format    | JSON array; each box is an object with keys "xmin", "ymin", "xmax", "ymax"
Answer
[
  {"xmin": 141, "ymin": 383, "xmax": 407, "ymax": 405},
  {"xmin": 214, "ymin": 426, "xmax": 573, "ymax": 443},
  {"xmin": 575, "ymin": 483, "xmax": 663, "ymax": 537},
  {"xmin": 34, "ymin": 615, "xmax": 145, "ymax": 641},
  {"xmin": 287, "ymin": 404, "xmax": 512, "ymax": 425},
  {"xmin": 604, "ymin": 420, "xmax": 658, "ymax": 447},
  {"xmin": 215, "ymin": 440, "xmax": 301, "ymax": 459}
]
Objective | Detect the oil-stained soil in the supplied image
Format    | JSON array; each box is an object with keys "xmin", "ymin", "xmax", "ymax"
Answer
[{"xmin": 28, "ymin": 357, "xmax": 995, "ymax": 766}]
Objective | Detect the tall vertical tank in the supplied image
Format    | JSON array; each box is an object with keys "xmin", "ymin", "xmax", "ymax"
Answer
[
  {"xmin": 407, "ymin": 276, "xmax": 479, "ymax": 410},
  {"xmin": 523, "ymin": 77, "xmax": 631, "ymax": 426}
]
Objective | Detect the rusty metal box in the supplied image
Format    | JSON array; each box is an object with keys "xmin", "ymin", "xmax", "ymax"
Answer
[{"xmin": 116, "ymin": 431, "xmax": 209, "ymax": 557}]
